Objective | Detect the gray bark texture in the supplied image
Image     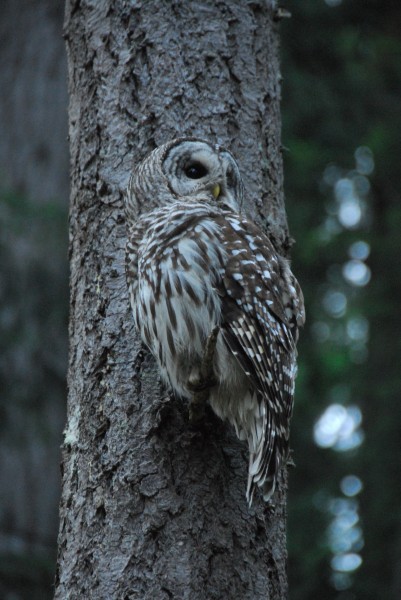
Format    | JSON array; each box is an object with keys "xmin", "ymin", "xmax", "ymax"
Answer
[{"xmin": 56, "ymin": 1, "xmax": 291, "ymax": 598}]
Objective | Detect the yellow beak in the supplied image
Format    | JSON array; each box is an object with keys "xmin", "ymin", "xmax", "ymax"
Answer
[{"xmin": 212, "ymin": 184, "xmax": 221, "ymax": 199}]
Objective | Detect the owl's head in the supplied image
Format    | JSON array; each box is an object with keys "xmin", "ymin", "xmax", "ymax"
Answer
[{"xmin": 126, "ymin": 138, "xmax": 244, "ymax": 221}]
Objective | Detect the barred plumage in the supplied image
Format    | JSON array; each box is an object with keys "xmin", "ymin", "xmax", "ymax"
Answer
[{"xmin": 125, "ymin": 138, "xmax": 305, "ymax": 504}]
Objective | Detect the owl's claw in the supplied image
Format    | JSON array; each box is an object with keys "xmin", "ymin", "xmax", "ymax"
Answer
[{"xmin": 188, "ymin": 326, "xmax": 219, "ymax": 423}]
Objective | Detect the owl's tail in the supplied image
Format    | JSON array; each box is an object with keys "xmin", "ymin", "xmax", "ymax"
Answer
[{"xmin": 244, "ymin": 394, "xmax": 285, "ymax": 506}]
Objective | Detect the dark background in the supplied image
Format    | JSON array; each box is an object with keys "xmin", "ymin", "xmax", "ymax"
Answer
[{"xmin": 0, "ymin": 1, "xmax": 399, "ymax": 598}]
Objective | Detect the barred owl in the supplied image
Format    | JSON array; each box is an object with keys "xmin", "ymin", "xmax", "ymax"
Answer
[{"xmin": 125, "ymin": 138, "xmax": 304, "ymax": 504}]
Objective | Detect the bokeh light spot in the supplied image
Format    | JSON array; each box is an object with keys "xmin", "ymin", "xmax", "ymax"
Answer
[
  {"xmin": 355, "ymin": 146, "xmax": 374, "ymax": 175},
  {"xmin": 343, "ymin": 260, "xmax": 371, "ymax": 287},
  {"xmin": 323, "ymin": 290, "xmax": 347, "ymax": 317},
  {"xmin": 331, "ymin": 553, "xmax": 362, "ymax": 573},
  {"xmin": 341, "ymin": 475, "xmax": 363, "ymax": 497},
  {"xmin": 348, "ymin": 240, "xmax": 370, "ymax": 261},
  {"xmin": 314, "ymin": 404, "xmax": 364, "ymax": 451}
]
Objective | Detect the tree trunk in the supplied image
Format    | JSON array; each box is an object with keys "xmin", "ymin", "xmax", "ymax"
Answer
[{"xmin": 56, "ymin": 1, "xmax": 290, "ymax": 598}]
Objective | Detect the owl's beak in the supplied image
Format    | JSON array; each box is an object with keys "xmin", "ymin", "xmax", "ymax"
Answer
[{"xmin": 212, "ymin": 184, "xmax": 221, "ymax": 199}]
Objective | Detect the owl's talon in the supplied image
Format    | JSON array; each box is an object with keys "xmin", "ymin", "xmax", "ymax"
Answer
[{"xmin": 187, "ymin": 374, "xmax": 217, "ymax": 392}]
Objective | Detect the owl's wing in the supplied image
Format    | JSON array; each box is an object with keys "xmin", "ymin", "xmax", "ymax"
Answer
[{"xmin": 215, "ymin": 213, "xmax": 305, "ymax": 501}]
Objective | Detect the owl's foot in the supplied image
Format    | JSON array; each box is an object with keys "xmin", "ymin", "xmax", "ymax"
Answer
[{"xmin": 188, "ymin": 326, "xmax": 219, "ymax": 423}]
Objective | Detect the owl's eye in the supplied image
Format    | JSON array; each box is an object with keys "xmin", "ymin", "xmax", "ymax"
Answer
[{"xmin": 184, "ymin": 162, "xmax": 208, "ymax": 179}]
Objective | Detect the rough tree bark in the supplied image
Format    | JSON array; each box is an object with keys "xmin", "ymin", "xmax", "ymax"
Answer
[{"xmin": 56, "ymin": 1, "xmax": 291, "ymax": 598}]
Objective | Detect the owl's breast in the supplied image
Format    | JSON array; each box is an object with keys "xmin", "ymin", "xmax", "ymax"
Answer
[{"xmin": 133, "ymin": 206, "xmax": 229, "ymax": 396}]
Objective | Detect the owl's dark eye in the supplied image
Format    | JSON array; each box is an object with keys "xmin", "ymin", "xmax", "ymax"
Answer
[{"xmin": 184, "ymin": 162, "xmax": 208, "ymax": 179}]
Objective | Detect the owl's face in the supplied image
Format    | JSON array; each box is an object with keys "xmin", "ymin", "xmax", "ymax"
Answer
[
  {"xmin": 126, "ymin": 138, "xmax": 244, "ymax": 221},
  {"xmin": 161, "ymin": 139, "xmax": 243, "ymax": 212}
]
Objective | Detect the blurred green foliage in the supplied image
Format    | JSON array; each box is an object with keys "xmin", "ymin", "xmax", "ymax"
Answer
[
  {"xmin": 282, "ymin": 1, "xmax": 401, "ymax": 599},
  {"xmin": 0, "ymin": 551, "xmax": 55, "ymax": 600},
  {"xmin": 0, "ymin": 190, "xmax": 68, "ymax": 425},
  {"xmin": 0, "ymin": 189, "xmax": 68, "ymax": 599}
]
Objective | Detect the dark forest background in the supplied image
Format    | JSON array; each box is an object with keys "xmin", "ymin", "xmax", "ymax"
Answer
[{"xmin": 0, "ymin": 1, "xmax": 399, "ymax": 598}]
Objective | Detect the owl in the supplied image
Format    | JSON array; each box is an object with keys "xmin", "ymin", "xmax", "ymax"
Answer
[{"xmin": 125, "ymin": 138, "xmax": 305, "ymax": 504}]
